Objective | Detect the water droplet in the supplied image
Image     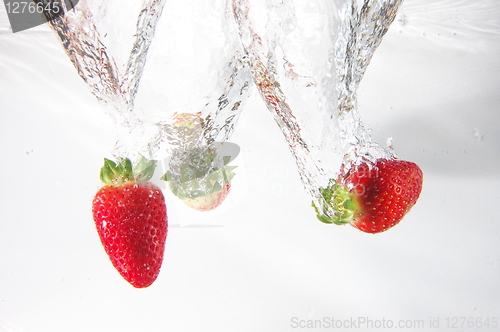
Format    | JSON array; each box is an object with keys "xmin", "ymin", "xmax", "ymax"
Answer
[
  {"xmin": 396, "ymin": 13, "xmax": 406, "ymax": 27},
  {"xmin": 473, "ymin": 128, "xmax": 485, "ymax": 141},
  {"xmin": 386, "ymin": 137, "xmax": 394, "ymax": 151}
]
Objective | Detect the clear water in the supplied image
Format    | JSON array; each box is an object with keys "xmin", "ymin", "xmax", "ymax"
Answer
[
  {"xmin": 47, "ymin": 0, "xmax": 251, "ymax": 188},
  {"xmin": 50, "ymin": 0, "xmax": 251, "ymax": 166},
  {"xmin": 232, "ymin": 0, "xmax": 402, "ymax": 217},
  {"xmin": 49, "ymin": 0, "xmax": 404, "ymax": 213}
]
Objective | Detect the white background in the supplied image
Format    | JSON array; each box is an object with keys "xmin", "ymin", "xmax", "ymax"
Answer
[{"xmin": 1, "ymin": 0, "xmax": 499, "ymax": 331}]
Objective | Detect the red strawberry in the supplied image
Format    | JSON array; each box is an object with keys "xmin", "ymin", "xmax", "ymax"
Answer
[
  {"xmin": 313, "ymin": 158, "xmax": 423, "ymax": 234},
  {"xmin": 92, "ymin": 157, "xmax": 168, "ymax": 288}
]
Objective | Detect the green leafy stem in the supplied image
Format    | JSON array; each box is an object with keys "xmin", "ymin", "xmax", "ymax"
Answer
[
  {"xmin": 312, "ymin": 179, "xmax": 355, "ymax": 225},
  {"xmin": 100, "ymin": 156, "xmax": 156, "ymax": 185}
]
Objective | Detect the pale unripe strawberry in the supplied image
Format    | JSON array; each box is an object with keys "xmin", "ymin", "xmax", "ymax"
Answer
[
  {"xmin": 181, "ymin": 183, "xmax": 231, "ymax": 211},
  {"xmin": 163, "ymin": 113, "xmax": 236, "ymax": 211}
]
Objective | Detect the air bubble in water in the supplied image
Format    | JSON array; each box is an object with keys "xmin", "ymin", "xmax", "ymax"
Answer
[{"xmin": 473, "ymin": 128, "xmax": 484, "ymax": 141}]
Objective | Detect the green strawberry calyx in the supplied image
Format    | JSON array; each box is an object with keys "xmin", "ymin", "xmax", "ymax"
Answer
[
  {"xmin": 161, "ymin": 147, "xmax": 235, "ymax": 200},
  {"xmin": 162, "ymin": 166, "xmax": 235, "ymax": 200},
  {"xmin": 312, "ymin": 179, "xmax": 356, "ymax": 225},
  {"xmin": 100, "ymin": 156, "xmax": 156, "ymax": 185}
]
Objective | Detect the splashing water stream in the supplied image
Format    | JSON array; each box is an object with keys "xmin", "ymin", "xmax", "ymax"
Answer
[
  {"xmin": 47, "ymin": 0, "xmax": 403, "ymax": 214},
  {"xmin": 232, "ymin": 0, "xmax": 402, "ymax": 218},
  {"xmin": 45, "ymin": 0, "xmax": 251, "ymax": 199},
  {"xmin": 45, "ymin": 0, "xmax": 166, "ymax": 157}
]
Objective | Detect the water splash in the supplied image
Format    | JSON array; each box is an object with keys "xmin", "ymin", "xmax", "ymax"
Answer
[
  {"xmin": 137, "ymin": 0, "xmax": 251, "ymax": 198},
  {"xmin": 44, "ymin": 0, "xmax": 165, "ymax": 159},
  {"xmin": 46, "ymin": 0, "xmax": 251, "ymax": 191},
  {"xmin": 395, "ymin": 0, "xmax": 500, "ymax": 48},
  {"xmin": 232, "ymin": 0, "xmax": 401, "ymax": 217}
]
